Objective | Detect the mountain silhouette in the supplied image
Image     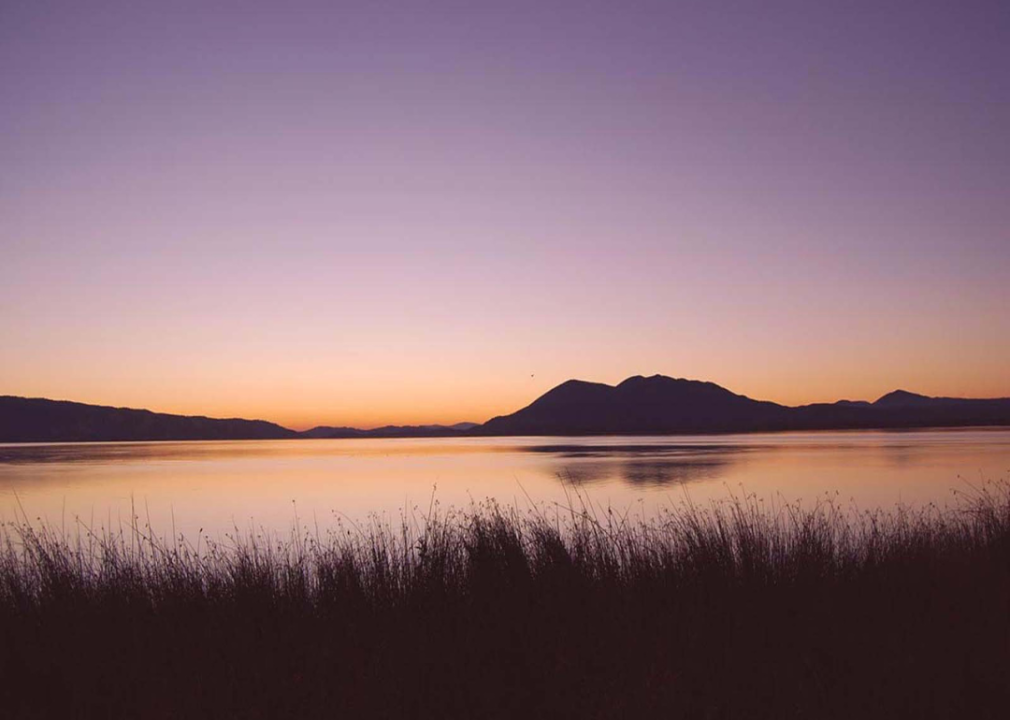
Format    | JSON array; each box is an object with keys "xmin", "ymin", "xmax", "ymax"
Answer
[
  {"xmin": 0, "ymin": 396, "xmax": 297, "ymax": 443},
  {"xmin": 0, "ymin": 396, "xmax": 478, "ymax": 443},
  {"xmin": 3, "ymin": 377, "xmax": 1010, "ymax": 443},
  {"xmin": 874, "ymin": 390, "xmax": 939, "ymax": 407},
  {"xmin": 481, "ymin": 376, "xmax": 788, "ymax": 435},
  {"xmin": 480, "ymin": 375, "xmax": 1010, "ymax": 435}
]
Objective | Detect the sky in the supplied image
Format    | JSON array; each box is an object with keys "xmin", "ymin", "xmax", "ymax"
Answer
[{"xmin": 1, "ymin": 0, "xmax": 1008, "ymax": 430}]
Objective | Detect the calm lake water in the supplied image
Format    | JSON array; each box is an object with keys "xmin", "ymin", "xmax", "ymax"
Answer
[{"xmin": 1, "ymin": 429, "xmax": 1008, "ymax": 540}]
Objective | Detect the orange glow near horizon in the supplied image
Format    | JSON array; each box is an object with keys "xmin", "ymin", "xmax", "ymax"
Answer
[
  {"xmin": 4, "ymin": 240, "xmax": 1008, "ymax": 430},
  {"xmin": 5, "ymin": 349, "xmax": 1010, "ymax": 432},
  {"xmin": 3, "ymin": 247, "xmax": 1008, "ymax": 430}
]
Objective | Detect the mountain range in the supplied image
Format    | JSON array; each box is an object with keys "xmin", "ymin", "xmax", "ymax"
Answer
[
  {"xmin": 2, "ymin": 375, "xmax": 1009, "ymax": 442},
  {"xmin": 480, "ymin": 375, "xmax": 1010, "ymax": 435},
  {"xmin": 0, "ymin": 396, "xmax": 298, "ymax": 443}
]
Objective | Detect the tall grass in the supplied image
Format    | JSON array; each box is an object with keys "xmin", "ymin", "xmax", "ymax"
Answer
[{"xmin": 1, "ymin": 484, "xmax": 1008, "ymax": 718}]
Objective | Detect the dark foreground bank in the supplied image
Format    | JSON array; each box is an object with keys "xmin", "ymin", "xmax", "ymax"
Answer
[{"xmin": 1, "ymin": 485, "xmax": 1008, "ymax": 719}]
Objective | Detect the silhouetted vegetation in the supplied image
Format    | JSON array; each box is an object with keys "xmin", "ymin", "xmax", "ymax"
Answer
[{"xmin": 1, "ymin": 484, "xmax": 1008, "ymax": 718}]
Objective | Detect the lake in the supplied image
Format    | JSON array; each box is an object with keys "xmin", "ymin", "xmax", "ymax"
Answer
[{"xmin": 2, "ymin": 429, "xmax": 1008, "ymax": 540}]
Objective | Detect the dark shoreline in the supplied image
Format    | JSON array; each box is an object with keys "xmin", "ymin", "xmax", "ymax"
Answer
[{"xmin": 3, "ymin": 421, "xmax": 1010, "ymax": 446}]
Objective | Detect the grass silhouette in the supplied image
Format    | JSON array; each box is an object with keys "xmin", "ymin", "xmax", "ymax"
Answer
[{"xmin": 1, "ymin": 483, "xmax": 1008, "ymax": 718}]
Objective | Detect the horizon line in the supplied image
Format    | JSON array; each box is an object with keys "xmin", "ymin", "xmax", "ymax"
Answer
[{"xmin": 6, "ymin": 374, "xmax": 1010, "ymax": 433}]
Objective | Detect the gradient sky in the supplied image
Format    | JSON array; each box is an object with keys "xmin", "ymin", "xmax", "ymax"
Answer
[{"xmin": 2, "ymin": 0, "xmax": 1008, "ymax": 430}]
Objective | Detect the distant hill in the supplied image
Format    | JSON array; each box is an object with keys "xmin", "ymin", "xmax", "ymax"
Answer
[
  {"xmin": 480, "ymin": 375, "xmax": 1010, "ymax": 435},
  {"xmin": 0, "ymin": 396, "xmax": 297, "ymax": 443},
  {"xmin": 302, "ymin": 422, "xmax": 479, "ymax": 439},
  {"xmin": 0, "ymin": 396, "xmax": 480, "ymax": 443}
]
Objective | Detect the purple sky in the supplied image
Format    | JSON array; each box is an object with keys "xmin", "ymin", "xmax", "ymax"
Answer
[{"xmin": 2, "ymin": 0, "xmax": 1008, "ymax": 428}]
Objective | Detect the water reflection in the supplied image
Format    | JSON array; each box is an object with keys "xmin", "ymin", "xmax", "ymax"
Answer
[
  {"xmin": 0, "ymin": 431, "xmax": 1008, "ymax": 538},
  {"xmin": 523, "ymin": 443, "xmax": 746, "ymax": 457},
  {"xmin": 878, "ymin": 442, "xmax": 932, "ymax": 468},
  {"xmin": 0, "ymin": 441, "xmax": 285, "ymax": 465},
  {"xmin": 526, "ymin": 444, "xmax": 746, "ymax": 486}
]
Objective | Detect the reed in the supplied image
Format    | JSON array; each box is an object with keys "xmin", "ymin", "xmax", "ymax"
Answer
[{"xmin": 1, "ymin": 483, "xmax": 1008, "ymax": 718}]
